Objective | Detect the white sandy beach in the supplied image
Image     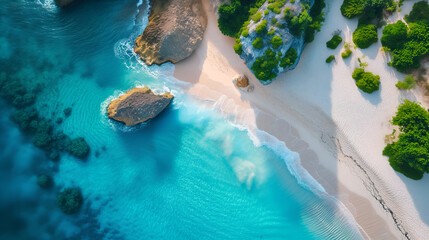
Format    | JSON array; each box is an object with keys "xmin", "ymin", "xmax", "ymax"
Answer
[{"xmin": 173, "ymin": 0, "xmax": 429, "ymax": 239}]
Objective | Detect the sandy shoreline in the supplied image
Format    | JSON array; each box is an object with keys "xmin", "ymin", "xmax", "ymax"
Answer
[{"xmin": 173, "ymin": 0, "xmax": 429, "ymax": 239}]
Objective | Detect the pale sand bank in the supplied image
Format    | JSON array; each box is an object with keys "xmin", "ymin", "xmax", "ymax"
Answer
[{"xmin": 174, "ymin": 0, "xmax": 429, "ymax": 239}]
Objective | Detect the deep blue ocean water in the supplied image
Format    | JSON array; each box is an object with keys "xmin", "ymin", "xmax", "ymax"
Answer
[{"xmin": 0, "ymin": 0, "xmax": 363, "ymax": 239}]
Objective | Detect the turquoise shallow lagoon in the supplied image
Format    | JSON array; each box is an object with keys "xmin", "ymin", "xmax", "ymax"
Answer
[{"xmin": 0, "ymin": 0, "xmax": 363, "ymax": 239}]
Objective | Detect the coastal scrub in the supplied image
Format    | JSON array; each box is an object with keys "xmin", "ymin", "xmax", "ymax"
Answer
[
  {"xmin": 383, "ymin": 100, "xmax": 429, "ymax": 180},
  {"xmin": 326, "ymin": 35, "xmax": 343, "ymax": 49},
  {"xmin": 353, "ymin": 24, "xmax": 378, "ymax": 49},
  {"xmin": 352, "ymin": 68, "xmax": 380, "ymax": 93}
]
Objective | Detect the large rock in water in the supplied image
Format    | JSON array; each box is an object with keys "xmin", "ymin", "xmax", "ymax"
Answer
[
  {"xmin": 54, "ymin": 0, "xmax": 75, "ymax": 7},
  {"xmin": 107, "ymin": 87, "xmax": 173, "ymax": 126},
  {"xmin": 134, "ymin": 0, "xmax": 207, "ymax": 65}
]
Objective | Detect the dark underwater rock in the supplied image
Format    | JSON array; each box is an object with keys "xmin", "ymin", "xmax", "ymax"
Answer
[
  {"xmin": 37, "ymin": 174, "xmax": 54, "ymax": 189},
  {"xmin": 56, "ymin": 187, "xmax": 83, "ymax": 214}
]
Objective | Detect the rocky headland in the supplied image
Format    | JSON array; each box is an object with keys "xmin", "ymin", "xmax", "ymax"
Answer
[
  {"xmin": 134, "ymin": 0, "xmax": 207, "ymax": 65},
  {"xmin": 107, "ymin": 87, "xmax": 173, "ymax": 126}
]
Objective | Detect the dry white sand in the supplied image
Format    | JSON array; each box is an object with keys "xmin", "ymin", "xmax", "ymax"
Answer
[{"xmin": 173, "ymin": 0, "xmax": 429, "ymax": 239}]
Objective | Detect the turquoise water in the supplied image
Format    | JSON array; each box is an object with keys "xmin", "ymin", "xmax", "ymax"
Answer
[{"xmin": 0, "ymin": 0, "xmax": 363, "ymax": 239}]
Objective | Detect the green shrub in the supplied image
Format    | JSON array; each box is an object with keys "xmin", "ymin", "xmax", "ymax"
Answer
[
  {"xmin": 404, "ymin": 1, "xmax": 429, "ymax": 23},
  {"xmin": 353, "ymin": 24, "xmax": 378, "ymax": 49},
  {"xmin": 251, "ymin": 48, "xmax": 279, "ymax": 81},
  {"xmin": 218, "ymin": 0, "xmax": 266, "ymax": 37},
  {"xmin": 242, "ymin": 28, "xmax": 249, "ymax": 37},
  {"xmin": 57, "ymin": 188, "xmax": 83, "ymax": 214},
  {"xmin": 383, "ymin": 100, "xmax": 429, "ymax": 180},
  {"xmin": 268, "ymin": 0, "xmax": 286, "ymax": 14},
  {"xmin": 252, "ymin": 11, "xmax": 263, "ymax": 23},
  {"xmin": 340, "ymin": 0, "xmax": 367, "ymax": 18},
  {"xmin": 381, "ymin": 21, "xmax": 408, "ymax": 50},
  {"xmin": 305, "ymin": 0, "xmax": 326, "ymax": 43},
  {"xmin": 352, "ymin": 68, "xmax": 380, "ymax": 93},
  {"xmin": 326, "ymin": 35, "xmax": 343, "ymax": 49},
  {"xmin": 325, "ymin": 55, "xmax": 335, "ymax": 63},
  {"xmin": 342, "ymin": 48, "xmax": 352, "ymax": 58},
  {"xmin": 252, "ymin": 37, "xmax": 264, "ymax": 49},
  {"xmin": 384, "ymin": 1, "xmax": 429, "ymax": 72},
  {"xmin": 396, "ymin": 74, "xmax": 416, "ymax": 89},
  {"xmin": 279, "ymin": 48, "xmax": 298, "ymax": 68},
  {"xmin": 256, "ymin": 20, "xmax": 268, "ymax": 34},
  {"xmin": 271, "ymin": 17, "xmax": 278, "ymax": 24},
  {"xmin": 270, "ymin": 36, "xmax": 283, "ymax": 49},
  {"xmin": 264, "ymin": 10, "xmax": 269, "ymax": 15},
  {"xmin": 233, "ymin": 38, "xmax": 243, "ymax": 54}
]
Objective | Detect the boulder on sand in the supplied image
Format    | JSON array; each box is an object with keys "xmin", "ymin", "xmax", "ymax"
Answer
[{"xmin": 107, "ymin": 87, "xmax": 174, "ymax": 127}]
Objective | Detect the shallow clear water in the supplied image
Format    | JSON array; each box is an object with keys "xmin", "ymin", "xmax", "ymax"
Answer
[{"xmin": 0, "ymin": 0, "xmax": 363, "ymax": 239}]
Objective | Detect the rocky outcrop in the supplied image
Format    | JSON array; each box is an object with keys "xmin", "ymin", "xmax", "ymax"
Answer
[
  {"xmin": 237, "ymin": 0, "xmax": 315, "ymax": 84},
  {"xmin": 54, "ymin": 0, "xmax": 75, "ymax": 7},
  {"xmin": 107, "ymin": 87, "xmax": 173, "ymax": 126},
  {"xmin": 134, "ymin": 0, "xmax": 207, "ymax": 65},
  {"xmin": 234, "ymin": 74, "xmax": 249, "ymax": 88}
]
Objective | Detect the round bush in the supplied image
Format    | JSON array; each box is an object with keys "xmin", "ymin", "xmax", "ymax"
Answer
[
  {"xmin": 352, "ymin": 68, "xmax": 380, "ymax": 93},
  {"xmin": 57, "ymin": 187, "xmax": 83, "ymax": 214},
  {"xmin": 353, "ymin": 24, "xmax": 378, "ymax": 49},
  {"xmin": 325, "ymin": 55, "xmax": 335, "ymax": 63},
  {"xmin": 252, "ymin": 37, "xmax": 263, "ymax": 49},
  {"xmin": 381, "ymin": 21, "xmax": 408, "ymax": 50}
]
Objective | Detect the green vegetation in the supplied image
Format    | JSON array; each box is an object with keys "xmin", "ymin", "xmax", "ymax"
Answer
[
  {"xmin": 325, "ymin": 55, "xmax": 335, "ymax": 63},
  {"xmin": 234, "ymin": 38, "xmax": 243, "ymax": 54},
  {"xmin": 252, "ymin": 11, "xmax": 263, "ymax": 22},
  {"xmin": 268, "ymin": 0, "xmax": 286, "ymax": 14},
  {"xmin": 381, "ymin": 20, "xmax": 408, "ymax": 50},
  {"xmin": 383, "ymin": 100, "xmax": 429, "ymax": 180},
  {"xmin": 279, "ymin": 48, "xmax": 298, "ymax": 68},
  {"xmin": 326, "ymin": 35, "xmax": 343, "ymax": 49},
  {"xmin": 256, "ymin": 20, "xmax": 268, "ymax": 34},
  {"xmin": 352, "ymin": 68, "xmax": 380, "ymax": 93},
  {"xmin": 252, "ymin": 37, "xmax": 264, "ymax": 49},
  {"xmin": 270, "ymin": 36, "xmax": 283, "ymax": 49},
  {"xmin": 218, "ymin": 0, "xmax": 266, "ymax": 37},
  {"xmin": 382, "ymin": 1, "xmax": 429, "ymax": 72},
  {"xmin": 396, "ymin": 74, "xmax": 416, "ymax": 90},
  {"xmin": 285, "ymin": 7, "xmax": 313, "ymax": 37},
  {"xmin": 353, "ymin": 24, "xmax": 378, "ymax": 49},
  {"xmin": 37, "ymin": 174, "xmax": 53, "ymax": 189},
  {"xmin": 340, "ymin": 0, "xmax": 394, "ymax": 19},
  {"xmin": 251, "ymin": 48, "xmax": 279, "ymax": 81},
  {"xmin": 57, "ymin": 187, "xmax": 83, "ymax": 214},
  {"xmin": 340, "ymin": 0, "xmax": 367, "ymax": 18},
  {"xmin": 342, "ymin": 43, "xmax": 353, "ymax": 58},
  {"xmin": 305, "ymin": 0, "xmax": 326, "ymax": 43},
  {"xmin": 251, "ymin": 47, "xmax": 298, "ymax": 82}
]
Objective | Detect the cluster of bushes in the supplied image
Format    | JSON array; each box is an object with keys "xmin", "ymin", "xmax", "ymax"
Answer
[
  {"xmin": 0, "ymin": 73, "xmax": 90, "ymax": 161},
  {"xmin": 383, "ymin": 100, "xmax": 429, "ymax": 180},
  {"xmin": 284, "ymin": 6, "xmax": 313, "ymax": 37},
  {"xmin": 251, "ymin": 47, "xmax": 298, "ymax": 81},
  {"xmin": 353, "ymin": 24, "xmax": 378, "ymax": 49},
  {"xmin": 218, "ymin": 0, "xmax": 266, "ymax": 37},
  {"xmin": 267, "ymin": 0, "xmax": 286, "ymax": 14},
  {"xmin": 341, "ymin": 42, "xmax": 353, "ymax": 58},
  {"xmin": 381, "ymin": 1, "xmax": 429, "ymax": 72},
  {"xmin": 396, "ymin": 74, "xmax": 416, "ymax": 90},
  {"xmin": 352, "ymin": 68, "xmax": 380, "ymax": 93},
  {"xmin": 326, "ymin": 34, "xmax": 343, "ymax": 49},
  {"xmin": 341, "ymin": 0, "xmax": 394, "ymax": 19}
]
